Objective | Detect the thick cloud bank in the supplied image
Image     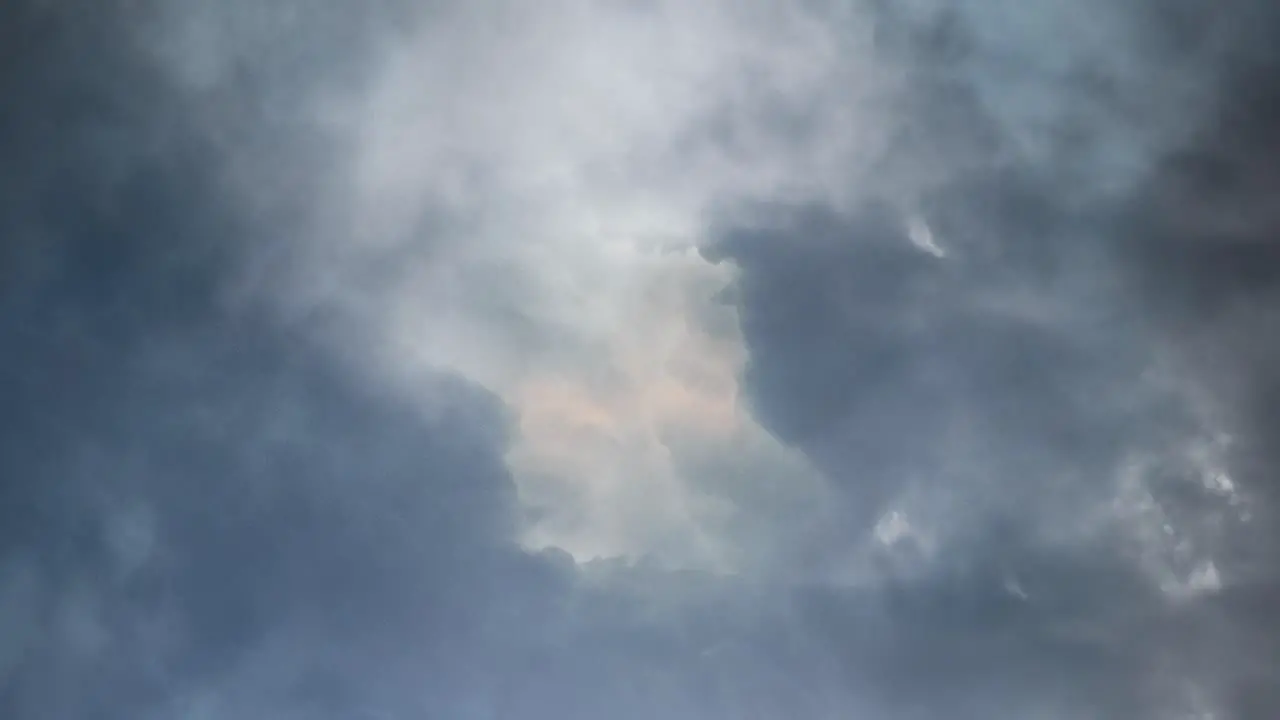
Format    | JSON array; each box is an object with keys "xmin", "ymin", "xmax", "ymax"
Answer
[{"xmin": 3, "ymin": 1, "xmax": 1280, "ymax": 718}]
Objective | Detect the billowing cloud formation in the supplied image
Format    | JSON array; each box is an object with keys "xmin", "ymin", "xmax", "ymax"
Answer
[
  {"xmin": 3, "ymin": 0, "xmax": 1280, "ymax": 718},
  {"xmin": 310, "ymin": 0, "xmax": 884, "ymax": 566}
]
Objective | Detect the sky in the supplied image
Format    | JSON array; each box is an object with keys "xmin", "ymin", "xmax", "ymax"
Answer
[{"xmin": 2, "ymin": 0, "xmax": 1279, "ymax": 717}]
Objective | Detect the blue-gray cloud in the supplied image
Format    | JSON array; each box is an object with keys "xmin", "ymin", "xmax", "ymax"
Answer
[
  {"xmin": 4, "ymin": 1, "xmax": 1280, "ymax": 719},
  {"xmin": 705, "ymin": 2, "xmax": 1280, "ymax": 715}
]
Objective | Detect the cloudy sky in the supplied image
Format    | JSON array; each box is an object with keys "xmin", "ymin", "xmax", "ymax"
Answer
[{"xmin": 3, "ymin": 0, "xmax": 1280, "ymax": 717}]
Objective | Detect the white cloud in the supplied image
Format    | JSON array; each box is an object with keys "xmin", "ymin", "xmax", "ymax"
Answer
[
  {"xmin": 288, "ymin": 0, "xmax": 891, "ymax": 568},
  {"xmin": 905, "ymin": 215, "xmax": 945, "ymax": 258}
]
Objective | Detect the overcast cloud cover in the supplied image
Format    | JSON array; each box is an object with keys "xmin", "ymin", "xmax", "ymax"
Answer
[{"xmin": 3, "ymin": 0, "xmax": 1280, "ymax": 717}]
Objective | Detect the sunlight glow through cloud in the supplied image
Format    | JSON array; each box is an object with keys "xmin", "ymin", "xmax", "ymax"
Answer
[{"xmin": 325, "ymin": 0, "xmax": 888, "ymax": 565}]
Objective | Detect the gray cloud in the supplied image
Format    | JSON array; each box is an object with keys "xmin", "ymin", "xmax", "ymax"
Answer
[
  {"xmin": 0, "ymin": 6, "xmax": 528, "ymax": 716},
  {"xmin": 705, "ymin": 1, "xmax": 1280, "ymax": 715},
  {"xmin": 4, "ymin": 1, "xmax": 1280, "ymax": 719}
]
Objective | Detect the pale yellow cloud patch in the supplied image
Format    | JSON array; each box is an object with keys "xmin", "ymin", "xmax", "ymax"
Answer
[{"xmin": 504, "ymin": 264, "xmax": 749, "ymax": 564}]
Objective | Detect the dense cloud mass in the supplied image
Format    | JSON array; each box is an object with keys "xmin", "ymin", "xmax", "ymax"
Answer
[{"xmin": 3, "ymin": 1, "xmax": 1280, "ymax": 718}]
